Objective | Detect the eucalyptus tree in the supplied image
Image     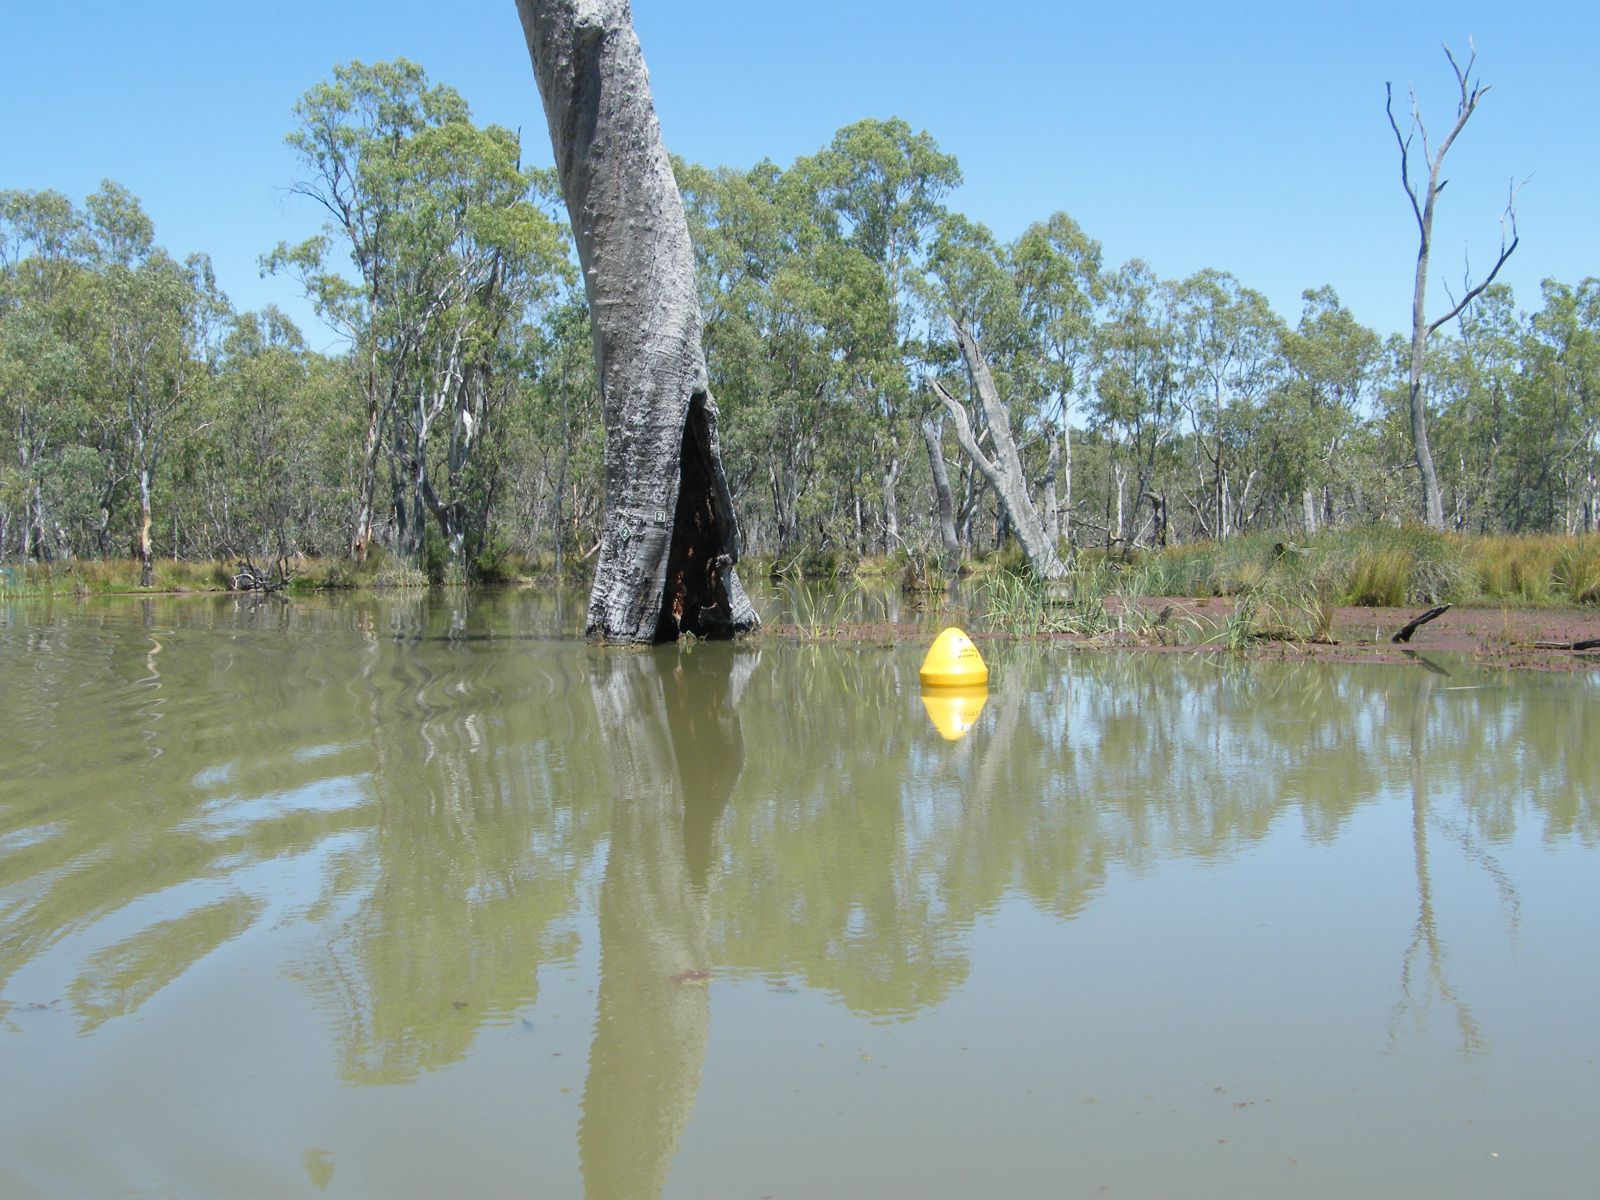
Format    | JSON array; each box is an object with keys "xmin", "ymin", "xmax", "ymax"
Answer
[
  {"xmin": 0, "ymin": 204, "xmax": 114, "ymax": 560},
  {"xmin": 1169, "ymin": 269, "xmax": 1282, "ymax": 541},
  {"xmin": 0, "ymin": 309, "xmax": 80, "ymax": 559},
  {"xmin": 516, "ymin": 0, "xmax": 757, "ymax": 641},
  {"xmin": 189, "ymin": 308, "xmax": 350, "ymax": 562},
  {"xmin": 1427, "ymin": 285, "xmax": 1520, "ymax": 531},
  {"xmin": 678, "ymin": 157, "xmax": 864, "ymax": 558},
  {"xmin": 1271, "ymin": 287, "xmax": 1383, "ymax": 533},
  {"xmin": 510, "ymin": 294, "xmax": 604, "ymax": 571},
  {"xmin": 921, "ymin": 211, "xmax": 1019, "ymax": 559},
  {"xmin": 1386, "ymin": 43, "xmax": 1520, "ymax": 529},
  {"xmin": 0, "ymin": 189, "xmax": 87, "ymax": 559},
  {"xmin": 273, "ymin": 59, "xmax": 569, "ymax": 568},
  {"xmin": 1011, "ymin": 212, "xmax": 1102, "ymax": 546},
  {"xmin": 1090, "ymin": 261, "xmax": 1182, "ymax": 546},
  {"xmin": 1, "ymin": 182, "xmax": 226, "ymax": 572},
  {"xmin": 802, "ymin": 118, "xmax": 960, "ymax": 552},
  {"xmin": 84, "ymin": 183, "xmax": 224, "ymax": 584},
  {"xmin": 272, "ymin": 59, "xmax": 446, "ymax": 561},
  {"xmin": 1513, "ymin": 279, "xmax": 1600, "ymax": 531},
  {"xmin": 923, "ymin": 213, "xmax": 1065, "ymax": 579}
]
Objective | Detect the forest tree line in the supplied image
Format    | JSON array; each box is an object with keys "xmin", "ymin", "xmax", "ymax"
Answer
[{"xmin": 2, "ymin": 59, "xmax": 1597, "ymax": 581}]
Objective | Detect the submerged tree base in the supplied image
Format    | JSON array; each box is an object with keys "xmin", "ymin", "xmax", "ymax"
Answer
[{"xmin": 517, "ymin": 0, "xmax": 758, "ymax": 646}]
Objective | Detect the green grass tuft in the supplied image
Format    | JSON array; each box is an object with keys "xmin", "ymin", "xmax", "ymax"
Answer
[{"xmin": 1554, "ymin": 538, "xmax": 1600, "ymax": 604}]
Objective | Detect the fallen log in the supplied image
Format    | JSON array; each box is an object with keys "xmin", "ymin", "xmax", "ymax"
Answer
[
  {"xmin": 1531, "ymin": 638, "xmax": 1600, "ymax": 651},
  {"xmin": 1391, "ymin": 604, "xmax": 1451, "ymax": 643}
]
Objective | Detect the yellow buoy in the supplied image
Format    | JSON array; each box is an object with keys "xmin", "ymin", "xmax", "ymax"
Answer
[
  {"xmin": 919, "ymin": 626, "xmax": 989, "ymax": 688},
  {"xmin": 920, "ymin": 684, "xmax": 989, "ymax": 741}
]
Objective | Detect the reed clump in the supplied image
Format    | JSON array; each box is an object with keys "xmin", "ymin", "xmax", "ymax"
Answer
[
  {"xmin": 1113, "ymin": 526, "xmax": 1600, "ymax": 608},
  {"xmin": 1553, "ymin": 538, "xmax": 1600, "ymax": 604}
]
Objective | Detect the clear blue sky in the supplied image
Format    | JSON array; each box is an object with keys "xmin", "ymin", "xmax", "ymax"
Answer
[{"xmin": 5, "ymin": 1, "xmax": 1594, "ymax": 351}]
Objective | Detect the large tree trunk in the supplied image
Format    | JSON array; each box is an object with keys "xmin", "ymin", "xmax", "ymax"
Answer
[
  {"xmin": 927, "ymin": 317, "xmax": 1066, "ymax": 580},
  {"xmin": 516, "ymin": 0, "xmax": 757, "ymax": 642}
]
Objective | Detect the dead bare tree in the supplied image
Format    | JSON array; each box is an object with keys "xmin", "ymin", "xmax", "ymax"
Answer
[
  {"xmin": 1387, "ymin": 41, "xmax": 1520, "ymax": 529},
  {"xmin": 515, "ymin": 0, "xmax": 758, "ymax": 641}
]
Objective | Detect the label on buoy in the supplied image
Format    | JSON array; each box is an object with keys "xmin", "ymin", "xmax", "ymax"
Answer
[{"xmin": 919, "ymin": 626, "xmax": 989, "ymax": 688}]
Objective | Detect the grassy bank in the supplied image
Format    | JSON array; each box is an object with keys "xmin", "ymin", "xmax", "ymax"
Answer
[
  {"xmin": 5, "ymin": 527, "xmax": 1598, "ymax": 615},
  {"xmin": 951, "ymin": 526, "xmax": 1600, "ymax": 651},
  {"xmin": 1093, "ymin": 526, "xmax": 1600, "ymax": 609},
  {"xmin": 0, "ymin": 550, "xmax": 595, "ymax": 599}
]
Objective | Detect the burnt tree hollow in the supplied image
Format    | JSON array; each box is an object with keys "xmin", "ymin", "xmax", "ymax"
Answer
[{"xmin": 656, "ymin": 395, "xmax": 737, "ymax": 642}]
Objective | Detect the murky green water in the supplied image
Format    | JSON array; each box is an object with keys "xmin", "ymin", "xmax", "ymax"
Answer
[{"xmin": 2, "ymin": 592, "xmax": 1597, "ymax": 1198}]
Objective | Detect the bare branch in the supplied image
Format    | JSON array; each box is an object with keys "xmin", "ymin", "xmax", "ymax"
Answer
[
  {"xmin": 927, "ymin": 377, "xmax": 998, "ymax": 483},
  {"xmin": 1428, "ymin": 179, "xmax": 1520, "ymax": 333},
  {"xmin": 1433, "ymin": 43, "xmax": 1488, "ymax": 168},
  {"xmin": 1386, "ymin": 83, "xmax": 1426, "ymax": 236}
]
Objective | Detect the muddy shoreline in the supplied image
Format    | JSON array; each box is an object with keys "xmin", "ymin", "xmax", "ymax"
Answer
[
  {"xmin": 1077, "ymin": 599, "xmax": 1600, "ymax": 672},
  {"xmin": 767, "ymin": 600, "xmax": 1600, "ymax": 673}
]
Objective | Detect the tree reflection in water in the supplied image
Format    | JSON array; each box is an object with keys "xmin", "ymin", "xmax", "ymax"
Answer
[
  {"xmin": 1389, "ymin": 660, "xmax": 1523, "ymax": 1056},
  {"xmin": 580, "ymin": 647, "xmax": 752, "ymax": 1200}
]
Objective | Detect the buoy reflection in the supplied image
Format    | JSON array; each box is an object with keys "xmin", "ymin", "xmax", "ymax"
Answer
[{"xmin": 920, "ymin": 685, "xmax": 989, "ymax": 741}]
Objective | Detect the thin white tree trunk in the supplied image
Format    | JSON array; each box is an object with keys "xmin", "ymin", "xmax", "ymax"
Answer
[
  {"xmin": 882, "ymin": 453, "xmax": 901, "ymax": 553},
  {"xmin": 921, "ymin": 414, "xmax": 961, "ymax": 572},
  {"xmin": 1113, "ymin": 462, "xmax": 1126, "ymax": 543},
  {"xmin": 1062, "ymin": 415, "xmax": 1073, "ymax": 547},
  {"xmin": 1042, "ymin": 435, "xmax": 1060, "ymax": 547}
]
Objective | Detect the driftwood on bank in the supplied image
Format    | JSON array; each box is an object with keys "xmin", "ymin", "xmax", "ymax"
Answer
[
  {"xmin": 230, "ymin": 558, "xmax": 291, "ymax": 594},
  {"xmin": 1391, "ymin": 603, "xmax": 1451, "ymax": 643},
  {"xmin": 1531, "ymin": 638, "xmax": 1600, "ymax": 652}
]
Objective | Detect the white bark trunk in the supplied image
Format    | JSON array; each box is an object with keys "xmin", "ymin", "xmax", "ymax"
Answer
[
  {"xmin": 1062, "ymin": 415, "xmax": 1074, "ymax": 547},
  {"xmin": 928, "ymin": 318, "xmax": 1066, "ymax": 580},
  {"xmin": 1042, "ymin": 435, "xmax": 1060, "ymax": 547},
  {"xmin": 517, "ymin": 0, "xmax": 756, "ymax": 641},
  {"xmin": 921, "ymin": 414, "xmax": 961, "ymax": 573}
]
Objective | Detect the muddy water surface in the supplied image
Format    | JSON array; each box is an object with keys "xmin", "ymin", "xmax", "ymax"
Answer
[{"xmin": 1, "ymin": 592, "xmax": 1597, "ymax": 1197}]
